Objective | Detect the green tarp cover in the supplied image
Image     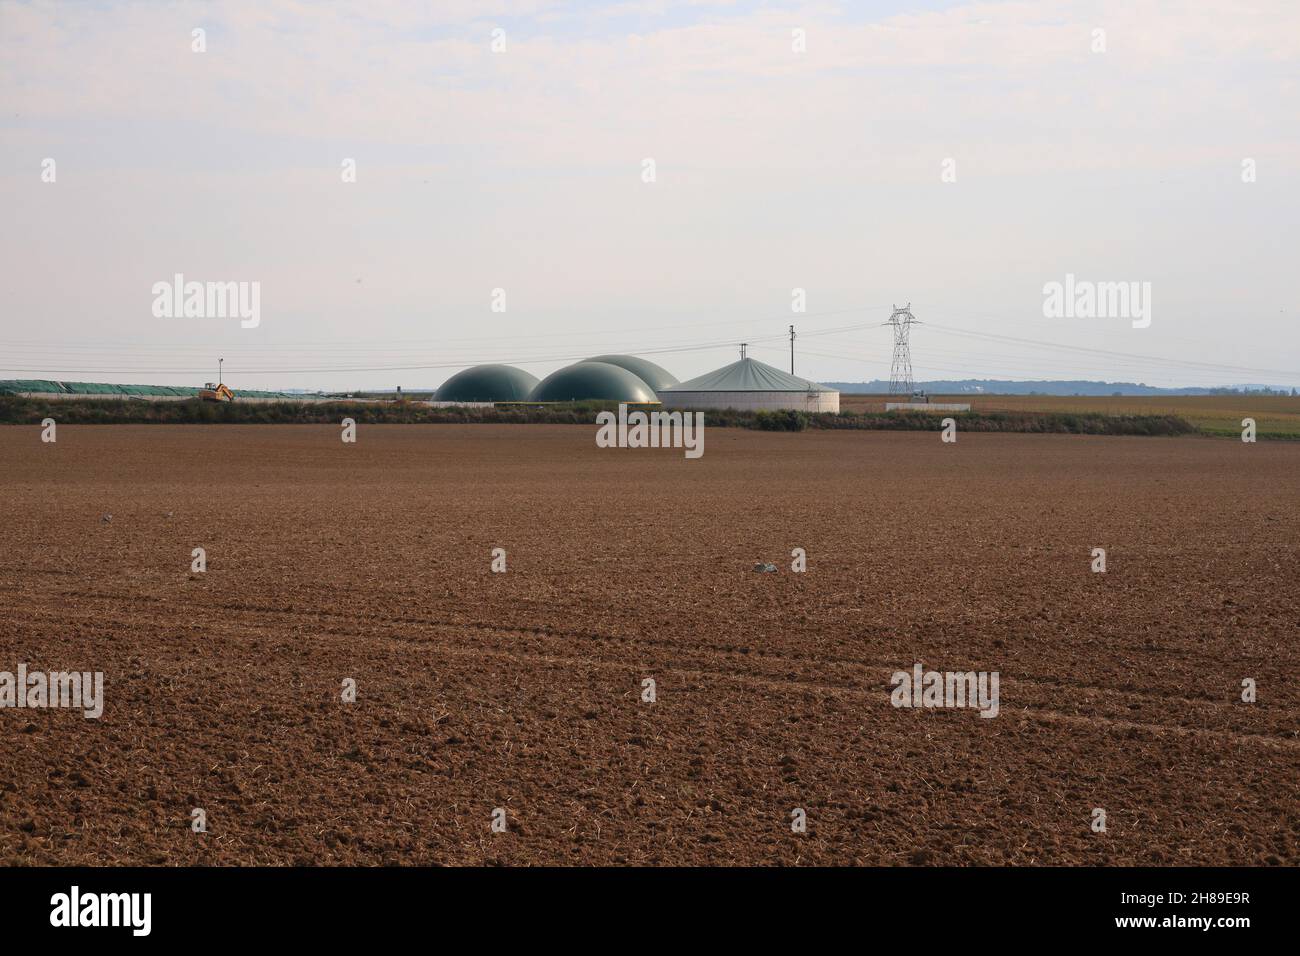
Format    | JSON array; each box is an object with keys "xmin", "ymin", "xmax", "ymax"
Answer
[{"xmin": 0, "ymin": 380, "xmax": 310, "ymax": 400}]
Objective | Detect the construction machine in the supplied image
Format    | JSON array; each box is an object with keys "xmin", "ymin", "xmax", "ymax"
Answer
[
  {"xmin": 199, "ymin": 358, "xmax": 235, "ymax": 402},
  {"xmin": 199, "ymin": 382, "xmax": 236, "ymax": 402}
]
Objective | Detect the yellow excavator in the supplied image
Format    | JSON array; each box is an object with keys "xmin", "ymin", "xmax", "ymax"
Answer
[
  {"xmin": 199, "ymin": 382, "xmax": 235, "ymax": 403},
  {"xmin": 199, "ymin": 359, "xmax": 235, "ymax": 402}
]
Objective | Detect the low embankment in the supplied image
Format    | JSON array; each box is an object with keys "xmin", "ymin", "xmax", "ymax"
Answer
[{"xmin": 0, "ymin": 395, "xmax": 1209, "ymax": 436}]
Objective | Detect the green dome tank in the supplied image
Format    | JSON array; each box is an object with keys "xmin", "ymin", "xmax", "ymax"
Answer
[
  {"xmin": 584, "ymin": 355, "xmax": 679, "ymax": 393},
  {"xmin": 435, "ymin": 364, "xmax": 539, "ymax": 402},
  {"xmin": 529, "ymin": 362, "xmax": 658, "ymax": 403}
]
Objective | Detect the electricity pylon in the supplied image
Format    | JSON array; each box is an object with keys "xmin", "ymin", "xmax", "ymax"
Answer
[{"xmin": 885, "ymin": 304, "xmax": 920, "ymax": 395}]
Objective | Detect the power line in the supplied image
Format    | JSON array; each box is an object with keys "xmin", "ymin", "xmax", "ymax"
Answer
[
  {"xmin": 0, "ymin": 306, "xmax": 894, "ymax": 353},
  {"xmin": 2, "ymin": 301, "xmax": 1293, "ymax": 386},
  {"xmin": 923, "ymin": 321, "xmax": 1298, "ymax": 379},
  {"xmin": 0, "ymin": 333, "xmax": 782, "ymax": 377}
]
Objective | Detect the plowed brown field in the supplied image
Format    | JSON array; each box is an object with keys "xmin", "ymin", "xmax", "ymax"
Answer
[{"xmin": 1, "ymin": 424, "xmax": 1296, "ymax": 866}]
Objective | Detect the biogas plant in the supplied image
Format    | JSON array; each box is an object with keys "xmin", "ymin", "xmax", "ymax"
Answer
[
  {"xmin": 432, "ymin": 353, "xmax": 840, "ymax": 412},
  {"xmin": 0, "ymin": 351, "xmax": 840, "ymax": 412}
]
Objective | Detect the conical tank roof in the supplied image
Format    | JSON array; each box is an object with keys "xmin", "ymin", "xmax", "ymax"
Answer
[{"xmin": 661, "ymin": 357, "xmax": 835, "ymax": 392}]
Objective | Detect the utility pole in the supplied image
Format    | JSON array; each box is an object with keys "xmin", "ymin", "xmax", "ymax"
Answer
[
  {"xmin": 740, "ymin": 342, "xmax": 748, "ymax": 360},
  {"xmin": 219, "ymin": 357, "xmax": 223, "ymax": 385},
  {"xmin": 789, "ymin": 325, "xmax": 796, "ymax": 375}
]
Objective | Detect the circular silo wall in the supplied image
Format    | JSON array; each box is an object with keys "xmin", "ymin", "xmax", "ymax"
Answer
[
  {"xmin": 662, "ymin": 389, "xmax": 839, "ymax": 412},
  {"xmin": 658, "ymin": 357, "xmax": 839, "ymax": 412}
]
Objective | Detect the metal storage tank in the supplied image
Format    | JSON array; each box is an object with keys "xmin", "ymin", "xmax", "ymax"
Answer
[
  {"xmin": 584, "ymin": 355, "xmax": 679, "ymax": 393},
  {"xmin": 658, "ymin": 357, "xmax": 839, "ymax": 412},
  {"xmin": 434, "ymin": 364, "xmax": 539, "ymax": 402},
  {"xmin": 529, "ymin": 362, "xmax": 659, "ymax": 403}
]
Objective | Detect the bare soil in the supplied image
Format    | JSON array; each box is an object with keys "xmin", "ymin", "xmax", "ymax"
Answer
[{"xmin": 0, "ymin": 424, "xmax": 1296, "ymax": 865}]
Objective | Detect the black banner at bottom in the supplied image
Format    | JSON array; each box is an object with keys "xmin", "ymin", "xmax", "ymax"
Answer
[{"xmin": 0, "ymin": 865, "xmax": 1279, "ymax": 941}]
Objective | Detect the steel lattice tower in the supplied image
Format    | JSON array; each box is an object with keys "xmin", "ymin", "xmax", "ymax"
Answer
[{"xmin": 885, "ymin": 304, "xmax": 919, "ymax": 395}]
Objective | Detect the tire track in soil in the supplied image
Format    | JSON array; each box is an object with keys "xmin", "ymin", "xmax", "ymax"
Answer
[
  {"xmin": 8, "ymin": 595, "xmax": 1296, "ymax": 752},
  {"xmin": 3, "ymin": 580, "xmax": 1288, "ymax": 681}
]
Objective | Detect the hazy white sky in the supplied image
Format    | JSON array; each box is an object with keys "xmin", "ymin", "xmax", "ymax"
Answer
[{"xmin": 2, "ymin": 0, "xmax": 1297, "ymax": 390}]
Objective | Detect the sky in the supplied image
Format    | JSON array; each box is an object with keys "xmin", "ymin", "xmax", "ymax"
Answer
[{"xmin": 1, "ymin": 0, "xmax": 1298, "ymax": 392}]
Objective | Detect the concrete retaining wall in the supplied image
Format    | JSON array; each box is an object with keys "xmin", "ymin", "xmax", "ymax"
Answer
[{"xmin": 885, "ymin": 402, "xmax": 972, "ymax": 411}]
